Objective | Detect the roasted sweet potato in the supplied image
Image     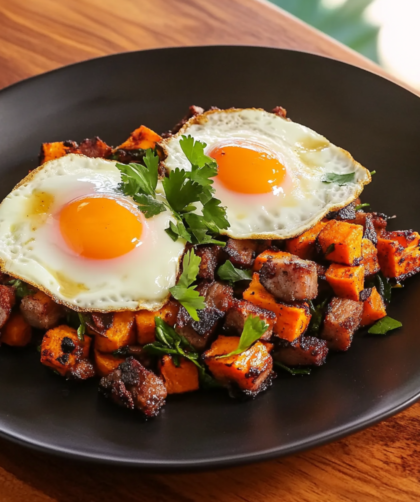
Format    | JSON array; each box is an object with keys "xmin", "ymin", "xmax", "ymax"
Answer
[
  {"xmin": 320, "ymin": 297, "xmax": 363, "ymax": 351},
  {"xmin": 253, "ymin": 249, "xmax": 288, "ymax": 271},
  {"xmin": 361, "ymin": 238, "xmax": 380, "ymax": 277},
  {"xmin": 377, "ymin": 230, "xmax": 420, "ymax": 280},
  {"xmin": 20, "ymin": 290, "xmax": 64, "ymax": 330},
  {"xmin": 360, "ymin": 287, "xmax": 387, "ymax": 327},
  {"xmin": 243, "ymin": 273, "xmax": 311, "ymax": 341},
  {"xmin": 1, "ymin": 311, "xmax": 32, "ymax": 347},
  {"xmin": 158, "ymin": 355, "xmax": 199, "ymax": 394},
  {"xmin": 285, "ymin": 220, "xmax": 328, "ymax": 259},
  {"xmin": 95, "ymin": 311, "xmax": 136, "ymax": 352},
  {"xmin": 39, "ymin": 141, "xmax": 77, "ymax": 164},
  {"xmin": 115, "ymin": 125, "xmax": 162, "ymax": 151},
  {"xmin": 325, "ymin": 263, "xmax": 365, "ymax": 301},
  {"xmin": 135, "ymin": 300, "xmax": 180, "ymax": 345},
  {"xmin": 40, "ymin": 325, "xmax": 94, "ymax": 379},
  {"xmin": 0, "ymin": 285, "xmax": 15, "ymax": 329},
  {"xmin": 203, "ymin": 336, "xmax": 273, "ymax": 397},
  {"xmin": 94, "ymin": 349, "xmax": 125, "ymax": 377},
  {"xmin": 318, "ymin": 220, "xmax": 363, "ymax": 265}
]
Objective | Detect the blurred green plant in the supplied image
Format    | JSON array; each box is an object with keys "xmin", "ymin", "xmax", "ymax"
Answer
[{"xmin": 270, "ymin": 0, "xmax": 379, "ymax": 62}]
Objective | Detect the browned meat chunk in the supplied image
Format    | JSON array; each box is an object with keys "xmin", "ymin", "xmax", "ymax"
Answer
[
  {"xmin": 224, "ymin": 300, "xmax": 275, "ymax": 340},
  {"xmin": 327, "ymin": 202, "xmax": 356, "ymax": 221},
  {"xmin": 20, "ymin": 290, "xmax": 64, "ymax": 329},
  {"xmin": 0, "ymin": 272, "xmax": 12, "ymax": 284},
  {"xmin": 224, "ymin": 238, "xmax": 257, "ymax": 268},
  {"xmin": 274, "ymin": 336, "xmax": 328, "ymax": 366},
  {"xmin": 259, "ymin": 253, "xmax": 318, "ymax": 302},
  {"xmin": 99, "ymin": 357, "xmax": 167, "ymax": 417},
  {"xmin": 162, "ymin": 105, "xmax": 205, "ymax": 137},
  {"xmin": 271, "ymin": 106, "xmax": 287, "ymax": 118},
  {"xmin": 320, "ymin": 297, "xmax": 363, "ymax": 351},
  {"xmin": 77, "ymin": 137, "xmax": 112, "ymax": 158},
  {"xmin": 195, "ymin": 245, "xmax": 222, "ymax": 281},
  {"xmin": 86, "ymin": 312, "xmax": 114, "ymax": 335},
  {"xmin": 0, "ymin": 285, "xmax": 15, "ymax": 329},
  {"xmin": 202, "ymin": 281, "xmax": 234, "ymax": 312},
  {"xmin": 175, "ymin": 306, "xmax": 224, "ymax": 351}
]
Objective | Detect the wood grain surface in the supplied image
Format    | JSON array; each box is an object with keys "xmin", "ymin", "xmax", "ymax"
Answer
[{"xmin": 0, "ymin": 0, "xmax": 419, "ymax": 501}]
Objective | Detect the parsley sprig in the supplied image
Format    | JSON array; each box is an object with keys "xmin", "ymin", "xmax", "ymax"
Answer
[
  {"xmin": 217, "ymin": 315, "xmax": 269, "ymax": 359},
  {"xmin": 217, "ymin": 261, "xmax": 252, "ymax": 283},
  {"xmin": 7, "ymin": 279, "xmax": 36, "ymax": 298}
]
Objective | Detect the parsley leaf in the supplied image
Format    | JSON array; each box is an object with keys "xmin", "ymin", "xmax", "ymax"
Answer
[
  {"xmin": 368, "ymin": 316, "xmax": 402, "ymax": 335},
  {"xmin": 274, "ymin": 361, "xmax": 312, "ymax": 376},
  {"xmin": 132, "ymin": 193, "xmax": 166, "ymax": 218},
  {"xmin": 218, "ymin": 315, "xmax": 269, "ymax": 359},
  {"xmin": 77, "ymin": 313, "xmax": 87, "ymax": 341},
  {"xmin": 202, "ymin": 198, "xmax": 229, "ymax": 230},
  {"xmin": 117, "ymin": 151, "xmax": 159, "ymax": 197},
  {"xmin": 188, "ymin": 163, "xmax": 218, "ymax": 187},
  {"xmin": 322, "ymin": 172, "xmax": 356, "ymax": 186},
  {"xmin": 162, "ymin": 169, "xmax": 202, "ymax": 213},
  {"xmin": 217, "ymin": 261, "xmax": 252, "ymax": 283},
  {"xmin": 180, "ymin": 135, "xmax": 216, "ymax": 168},
  {"xmin": 7, "ymin": 279, "xmax": 36, "ymax": 299},
  {"xmin": 367, "ymin": 271, "xmax": 392, "ymax": 303},
  {"xmin": 308, "ymin": 296, "xmax": 330, "ymax": 335},
  {"xmin": 165, "ymin": 220, "xmax": 192, "ymax": 242},
  {"xmin": 169, "ymin": 249, "xmax": 206, "ymax": 321},
  {"xmin": 354, "ymin": 202, "xmax": 370, "ymax": 211}
]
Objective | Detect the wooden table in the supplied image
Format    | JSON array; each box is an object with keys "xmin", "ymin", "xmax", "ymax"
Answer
[{"xmin": 0, "ymin": 0, "xmax": 419, "ymax": 500}]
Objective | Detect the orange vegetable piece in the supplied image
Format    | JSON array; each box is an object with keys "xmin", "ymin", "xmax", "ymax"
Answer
[
  {"xmin": 203, "ymin": 336, "xmax": 273, "ymax": 393},
  {"xmin": 39, "ymin": 141, "xmax": 76, "ymax": 163},
  {"xmin": 40, "ymin": 325, "xmax": 92, "ymax": 377},
  {"xmin": 318, "ymin": 220, "xmax": 363, "ymax": 265},
  {"xmin": 285, "ymin": 220, "xmax": 328, "ymax": 259},
  {"xmin": 135, "ymin": 300, "xmax": 179, "ymax": 345},
  {"xmin": 325, "ymin": 263, "xmax": 365, "ymax": 301},
  {"xmin": 377, "ymin": 231, "xmax": 420, "ymax": 279},
  {"xmin": 158, "ymin": 355, "xmax": 199, "ymax": 394},
  {"xmin": 1, "ymin": 311, "xmax": 32, "ymax": 347},
  {"xmin": 243, "ymin": 273, "xmax": 311, "ymax": 341},
  {"xmin": 95, "ymin": 311, "xmax": 136, "ymax": 352},
  {"xmin": 116, "ymin": 125, "xmax": 162, "ymax": 151},
  {"xmin": 361, "ymin": 238, "xmax": 380, "ymax": 277},
  {"xmin": 360, "ymin": 287, "xmax": 387, "ymax": 327},
  {"xmin": 253, "ymin": 249, "xmax": 288, "ymax": 271},
  {"xmin": 94, "ymin": 349, "xmax": 125, "ymax": 377}
]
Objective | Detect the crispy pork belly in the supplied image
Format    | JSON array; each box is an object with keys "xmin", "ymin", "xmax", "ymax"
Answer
[
  {"xmin": 259, "ymin": 253, "xmax": 318, "ymax": 302},
  {"xmin": 224, "ymin": 300, "xmax": 275, "ymax": 340},
  {"xmin": 224, "ymin": 238, "xmax": 257, "ymax": 268},
  {"xmin": 202, "ymin": 281, "xmax": 234, "ymax": 312},
  {"xmin": 274, "ymin": 336, "xmax": 328, "ymax": 367},
  {"xmin": 195, "ymin": 245, "xmax": 222, "ymax": 281},
  {"xmin": 327, "ymin": 202, "xmax": 356, "ymax": 221},
  {"xmin": 0, "ymin": 285, "xmax": 15, "ymax": 329},
  {"xmin": 175, "ymin": 306, "xmax": 224, "ymax": 351},
  {"xmin": 320, "ymin": 297, "xmax": 363, "ymax": 351},
  {"xmin": 271, "ymin": 106, "xmax": 287, "ymax": 118},
  {"xmin": 99, "ymin": 357, "xmax": 167, "ymax": 417},
  {"xmin": 20, "ymin": 290, "xmax": 65, "ymax": 330},
  {"xmin": 77, "ymin": 137, "xmax": 112, "ymax": 158},
  {"xmin": 86, "ymin": 312, "xmax": 114, "ymax": 335},
  {"xmin": 162, "ymin": 105, "xmax": 205, "ymax": 138}
]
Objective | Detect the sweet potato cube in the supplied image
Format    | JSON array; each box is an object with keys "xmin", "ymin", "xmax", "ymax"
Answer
[
  {"xmin": 243, "ymin": 274, "xmax": 311, "ymax": 342},
  {"xmin": 253, "ymin": 249, "xmax": 289, "ymax": 271},
  {"xmin": 318, "ymin": 220, "xmax": 363, "ymax": 265},
  {"xmin": 116, "ymin": 125, "xmax": 162, "ymax": 151},
  {"xmin": 377, "ymin": 231, "xmax": 420, "ymax": 279},
  {"xmin": 158, "ymin": 355, "xmax": 199, "ymax": 394},
  {"xmin": 95, "ymin": 311, "xmax": 136, "ymax": 353},
  {"xmin": 203, "ymin": 336, "xmax": 273, "ymax": 395},
  {"xmin": 39, "ymin": 141, "xmax": 77, "ymax": 164},
  {"xmin": 325, "ymin": 263, "xmax": 365, "ymax": 301},
  {"xmin": 41, "ymin": 325, "xmax": 93, "ymax": 378},
  {"xmin": 94, "ymin": 349, "xmax": 125, "ymax": 377},
  {"xmin": 360, "ymin": 287, "xmax": 387, "ymax": 327},
  {"xmin": 285, "ymin": 220, "xmax": 328, "ymax": 259},
  {"xmin": 361, "ymin": 238, "xmax": 380, "ymax": 277},
  {"xmin": 1, "ymin": 311, "xmax": 32, "ymax": 347},
  {"xmin": 320, "ymin": 297, "xmax": 363, "ymax": 351},
  {"xmin": 135, "ymin": 300, "xmax": 179, "ymax": 345}
]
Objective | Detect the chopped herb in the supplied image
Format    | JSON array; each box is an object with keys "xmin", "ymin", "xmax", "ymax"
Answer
[
  {"xmin": 308, "ymin": 296, "xmax": 330, "ymax": 335},
  {"xmin": 180, "ymin": 134, "xmax": 217, "ymax": 168},
  {"xmin": 322, "ymin": 172, "xmax": 356, "ymax": 186},
  {"xmin": 325, "ymin": 243, "xmax": 335, "ymax": 256},
  {"xmin": 354, "ymin": 203, "xmax": 370, "ymax": 211},
  {"xmin": 367, "ymin": 271, "xmax": 392, "ymax": 304},
  {"xmin": 169, "ymin": 249, "xmax": 206, "ymax": 321},
  {"xmin": 132, "ymin": 193, "xmax": 166, "ymax": 218},
  {"xmin": 77, "ymin": 313, "xmax": 87, "ymax": 341},
  {"xmin": 275, "ymin": 361, "xmax": 312, "ymax": 376},
  {"xmin": 112, "ymin": 346, "xmax": 130, "ymax": 357},
  {"xmin": 368, "ymin": 316, "xmax": 402, "ymax": 335},
  {"xmin": 7, "ymin": 279, "xmax": 35, "ymax": 299},
  {"xmin": 370, "ymin": 170, "xmax": 376, "ymax": 176},
  {"xmin": 36, "ymin": 345, "xmax": 41, "ymax": 353},
  {"xmin": 217, "ymin": 315, "xmax": 269, "ymax": 359},
  {"xmin": 217, "ymin": 260, "xmax": 252, "ymax": 283}
]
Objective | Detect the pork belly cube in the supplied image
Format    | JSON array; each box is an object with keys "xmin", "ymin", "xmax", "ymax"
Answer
[
  {"xmin": 353, "ymin": 211, "xmax": 388, "ymax": 238},
  {"xmin": 203, "ymin": 336, "xmax": 273, "ymax": 397},
  {"xmin": 274, "ymin": 336, "xmax": 329, "ymax": 367},
  {"xmin": 224, "ymin": 238, "xmax": 257, "ymax": 268},
  {"xmin": 224, "ymin": 300, "xmax": 275, "ymax": 340},
  {"xmin": 195, "ymin": 245, "xmax": 222, "ymax": 281},
  {"xmin": 203, "ymin": 281, "xmax": 234, "ymax": 312},
  {"xmin": 326, "ymin": 203, "xmax": 356, "ymax": 221},
  {"xmin": 87, "ymin": 312, "xmax": 114, "ymax": 335},
  {"xmin": 135, "ymin": 300, "xmax": 179, "ymax": 345},
  {"xmin": 0, "ymin": 285, "xmax": 15, "ymax": 329},
  {"xmin": 377, "ymin": 230, "xmax": 420, "ymax": 280},
  {"xmin": 175, "ymin": 306, "xmax": 224, "ymax": 351},
  {"xmin": 95, "ymin": 311, "xmax": 136, "ymax": 353},
  {"xmin": 20, "ymin": 290, "xmax": 64, "ymax": 330},
  {"xmin": 77, "ymin": 137, "xmax": 112, "ymax": 158},
  {"xmin": 259, "ymin": 253, "xmax": 318, "ymax": 302},
  {"xmin": 361, "ymin": 238, "xmax": 380, "ymax": 277},
  {"xmin": 40, "ymin": 325, "xmax": 94, "ymax": 379},
  {"xmin": 158, "ymin": 355, "xmax": 199, "ymax": 394},
  {"xmin": 318, "ymin": 220, "xmax": 363, "ymax": 266},
  {"xmin": 99, "ymin": 357, "xmax": 167, "ymax": 417},
  {"xmin": 320, "ymin": 297, "xmax": 363, "ymax": 351}
]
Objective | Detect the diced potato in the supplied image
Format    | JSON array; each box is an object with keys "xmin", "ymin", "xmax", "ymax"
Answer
[
  {"xmin": 95, "ymin": 311, "xmax": 136, "ymax": 352},
  {"xmin": 1, "ymin": 311, "xmax": 32, "ymax": 347},
  {"xmin": 94, "ymin": 349, "xmax": 125, "ymax": 377},
  {"xmin": 135, "ymin": 300, "xmax": 179, "ymax": 345},
  {"xmin": 115, "ymin": 125, "xmax": 162, "ymax": 151},
  {"xmin": 285, "ymin": 220, "xmax": 328, "ymax": 259},
  {"xmin": 377, "ymin": 231, "xmax": 420, "ymax": 279},
  {"xmin": 158, "ymin": 355, "xmax": 199, "ymax": 394},
  {"xmin": 360, "ymin": 287, "xmax": 387, "ymax": 326},
  {"xmin": 325, "ymin": 263, "xmax": 365, "ymax": 301},
  {"xmin": 318, "ymin": 220, "xmax": 363, "ymax": 265}
]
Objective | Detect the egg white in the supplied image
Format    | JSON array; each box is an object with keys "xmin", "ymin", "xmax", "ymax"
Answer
[
  {"xmin": 0, "ymin": 154, "xmax": 185, "ymax": 312},
  {"xmin": 160, "ymin": 108, "xmax": 371, "ymax": 239}
]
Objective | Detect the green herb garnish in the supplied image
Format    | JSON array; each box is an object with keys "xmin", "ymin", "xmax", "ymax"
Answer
[
  {"xmin": 77, "ymin": 313, "xmax": 87, "ymax": 341},
  {"xmin": 367, "ymin": 271, "xmax": 392, "ymax": 304},
  {"xmin": 217, "ymin": 260, "xmax": 252, "ymax": 283},
  {"xmin": 354, "ymin": 203, "xmax": 370, "ymax": 211},
  {"xmin": 217, "ymin": 315, "xmax": 269, "ymax": 359},
  {"xmin": 322, "ymin": 172, "xmax": 356, "ymax": 185},
  {"xmin": 308, "ymin": 297, "xmax": 330, "ymax": 335},
  {"xmin": 275, "ymin": 361, "xmax": 312, "ymax": 376},
  {"xmin": 7, "ymin": 279, "xmax": 35, "ymax": 298},
  {"xmin": 368, "ymin": 316, "xmax": 402, "ymax": 335},
  {"xmin": 325, "ymin": 243, "xmax": 335, "ymax": 256}
]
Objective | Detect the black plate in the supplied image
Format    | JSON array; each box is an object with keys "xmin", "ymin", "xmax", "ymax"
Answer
[{"xmin": 0, "ymin": 46, "xmax": 420, "ymax": 470}]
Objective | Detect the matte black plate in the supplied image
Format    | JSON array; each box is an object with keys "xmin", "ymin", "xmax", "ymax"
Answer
[{"xmin": 0, "ymin": 46, "xmax": 420, "ymax": 470}]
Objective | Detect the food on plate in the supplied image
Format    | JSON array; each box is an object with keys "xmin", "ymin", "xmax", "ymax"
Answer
[{"xmin": 0, "ymin": 105, "xmax": 417, "ymax": 419}]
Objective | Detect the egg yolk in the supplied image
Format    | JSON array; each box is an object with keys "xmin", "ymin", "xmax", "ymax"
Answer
[
  {"xmin": 209, "ymin": 142, "xmax": 286, "ymax": 194},
  {"xmin": 59, "ymin": 197, "xmax": 142, "ymax": 260}
]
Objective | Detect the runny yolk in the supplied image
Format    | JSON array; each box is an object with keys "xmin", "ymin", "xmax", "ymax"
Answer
[
  {"xmin": 59, "ymin": 197, "xmax": 142, "ymax": 260},
  {"xmin": 209, "ymin": 142, "xmax": 286, "ymax": 194}
]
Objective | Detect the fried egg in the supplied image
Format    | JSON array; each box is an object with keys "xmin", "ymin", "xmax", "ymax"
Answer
[
  {"xmin": 161, "ymin": 108, "xmax": 371, "ymax": 239},
  {"xmin": 0, "ymin": 154, "xmax": 185, "ymax": 312}
]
